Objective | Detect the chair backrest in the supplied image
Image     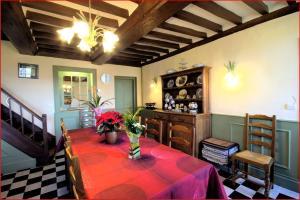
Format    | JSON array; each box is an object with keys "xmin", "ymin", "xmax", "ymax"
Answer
[
  {"xmin": 244, "ymin": 113, "xmax": 276, "ymax": 158},
  {"xmin": 145, "ymin": 118, "xmax": 163, "ymax": 143},
  {"xmin": 65, "ymin": 146, "xmax": 85, "ymax": 199},
  {"xmin": 168, "ymin": 123, "xmax": 195, "ymax": 156},
  {"xmin": 61, "ymin": 118, "xmax": 69, "ymax": 141}
]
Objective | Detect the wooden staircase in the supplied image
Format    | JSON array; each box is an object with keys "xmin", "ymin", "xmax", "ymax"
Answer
[{"xmin": 1, "ymin": 88, "xmax": 56, "ymax": 165}]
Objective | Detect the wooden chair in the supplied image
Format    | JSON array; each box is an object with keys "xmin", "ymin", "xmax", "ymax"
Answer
[
  {"xmin": 168, "ymin": 123, "xmax": 195, "ymax": 156},
  {"xmin": 61, "ymin": 118, "xmax": 68, "ymax": 141},
  {"xmin": 231, "ymin": 113, "xmax": 276, "ymax": 197},
  {"xmin": 65, "ymin": 146, "xmax": 86, "ymax": 199},
  {"xmin": 145, "ymin": 118, "xmax": 163, "ymax": 143}
]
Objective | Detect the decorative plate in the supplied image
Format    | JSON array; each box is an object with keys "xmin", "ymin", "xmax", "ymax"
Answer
[
  {"xmin": 165, "ymin": 93, "xmax": 170, "ymax": 99},
  {"xmin": 196, "ymin": 75, "xmax": 203, "ymax": 85},
  {"xmin": 178, "ymin": 89, "xmax": 187, "ymax": 99},
  {"xmin": 196, "ymin": 88, "xmax": 202, "ymax": 99},
  {"xmin": 175, "ymin": 76, "xmax": 188, "ymax": 87},
  {"xmin": 167, "ymin": 79, "xmax": 174, "ymax": 88},
  {"xmin": 166, "ymin": 68, "xmax": 177, "ymax": 74}
]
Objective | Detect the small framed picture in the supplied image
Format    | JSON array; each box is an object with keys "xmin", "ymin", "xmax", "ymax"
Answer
[{"xmin": 18, "ymin": 63, "xmax": 39, "ymax": 79}]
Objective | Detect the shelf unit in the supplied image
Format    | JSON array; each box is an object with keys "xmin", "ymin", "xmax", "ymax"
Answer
[{"xmin": 161, "ymin": 67, "xmax": 210, "ymax": 114}]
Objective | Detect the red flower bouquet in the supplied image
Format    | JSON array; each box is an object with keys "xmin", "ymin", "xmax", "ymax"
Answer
[{"xmin": 96, "ymin": 111, "xmax": 123, "ymax": 134}]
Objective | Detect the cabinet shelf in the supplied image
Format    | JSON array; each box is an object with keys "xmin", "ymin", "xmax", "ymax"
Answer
[
  {"xmin": 163, "ymin": 84, "xmax": 202, "ymax": 90},
  {"xmin": 174, "ymin": 98, "xmax": 202, "ymax": 102}
]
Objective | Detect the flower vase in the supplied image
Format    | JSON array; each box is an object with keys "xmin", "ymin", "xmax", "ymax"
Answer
[{"xmin": 127, "ymin": 132, "xmax": 141, "ymax": 159}]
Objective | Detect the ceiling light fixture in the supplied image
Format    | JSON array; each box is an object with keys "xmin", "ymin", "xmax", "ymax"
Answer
[{"xmin": 57, "ymin": 0, "xmax": 119, "ymax": 52}]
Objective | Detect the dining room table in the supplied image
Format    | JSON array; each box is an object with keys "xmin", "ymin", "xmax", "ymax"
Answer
[{"xmin": 68, "ymin": 128, "xmax": 227, "ymax": 199}]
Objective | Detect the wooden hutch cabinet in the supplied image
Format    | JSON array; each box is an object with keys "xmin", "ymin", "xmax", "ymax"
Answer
[{"xmin": 141, "ymin": 67, "xmax": 211, "ymax": 157}]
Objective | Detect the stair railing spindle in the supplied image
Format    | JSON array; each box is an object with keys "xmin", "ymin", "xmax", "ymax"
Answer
[
  {"xmin": 32, "ymin": 115, "xmax": 35, "ymax": 139},
  {"xmin": 42, "ymin": 114, "xmax": 48, "ymax": 154},
  {"xmin": 8, "ymin": 98, "xmax": 13, "ymax": 127},
  {"xmin": 20, "ymin": 106, "xmax": 24, "ymax": 134}
]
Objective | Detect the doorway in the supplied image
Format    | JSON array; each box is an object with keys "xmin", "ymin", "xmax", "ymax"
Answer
[
  {"xmin": 53, "ymin": 66, "xmax": 96, "ymax": 141},
  {"xmin": 114, "ymin": 76, "xmax": 137, "ymax": 114}
]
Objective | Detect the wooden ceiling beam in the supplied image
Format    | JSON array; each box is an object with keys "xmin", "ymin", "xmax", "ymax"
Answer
[
  {"xmin": 37, "ymin": 44, "xmax": 77, "ymax": 53},
  {"xmin": 124, "ymin": 48, "xmax": 160, "ymax": 57},
  {"xmin": 71, "ymin": 1, "xmax": 129, "ymax": 19},
  {"xmin": 22, "ymin": 1, "xmax": 119, "ymax": 28},
  {"xmin": 35, "ymin": 38, "xmax": 77, "ymax": 48},
  {"xmin": 32, "ymin": 30, "xmax": 58, "ymax": 40},
  {"xmin": 131, "ymin": 44, "xmax": 169, "ymax": 53},
  {"xmin": 112, "ymin": 55, "xmax": 143, "ymax": 62},
  {"xmin": 37, "ymin": 48, "xmax": 90, "ymax": 61},
  {"xmin": 91, "ymin": 1, "xmax": 190, "ymax": 64},
  {"xmin": 118, "ymin": 52, "xmax": 152, "ymax": 60},
  {"xmin": 243, "ymin": 1, "xmax": 269, "ymax": 15},
  {"xmin": 2, "ymin": 2, "xmax": 37, "ymax": 55},
  {"xmin": 159, "ymin": 22, "xmax": 207, "ymax": 38},
  {"xmin": 138, "ymin": 38, "xmax": 180, "ymax": 49},
  {"xmin": 193, "ymin": 2, "xmax": 242, "ymax": 25},
  {"xmin": 26, "ymin": 11, "xmax": 72, "ymax": 28},
  {"xmin": 174, "ymin": 10, "xmax": 223, "ymax": 32},
  {"xmin": 148, "ymin": 31, "xmax": 192, "ymax": 44},
  {"xmin": 142, "ymin": 3, "xmax": 299, "ymax": 66},
  {"xmin": 287, "ymin": 1, "xmax": 297, "ymax": 5},
  {"xmin": 107, "ymin": 58, "xmax": 141, "ymax": 67},
  {"xmin": 30, "ymin": 22, "xmax": 58, "ymax": 33}
]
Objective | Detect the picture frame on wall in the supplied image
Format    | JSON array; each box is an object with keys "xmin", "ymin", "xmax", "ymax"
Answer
[{"xmin": 18, "ymin": 63, "xmax": 39, "ymax": 79}]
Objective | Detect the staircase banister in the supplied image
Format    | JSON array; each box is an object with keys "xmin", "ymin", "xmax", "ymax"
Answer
[{"xmin": 1, "ymin": 88, "xmax": 43, "ymax": 120}]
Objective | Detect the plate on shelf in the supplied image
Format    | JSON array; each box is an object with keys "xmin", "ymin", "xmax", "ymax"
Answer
[
  {"xmin": 165, "ymin": 93, "xmax": 171, "ymax": 99},
  {"xmin": 196, "ymin": 74, "xmax": 203, "ymax": 84},
  {"xmin": 167, "ymin": 79, "xmax": 174, "ymax": 88},
  {"xmin": 176, "ymin": 76, "xmax": 188, "ymax": 87},
  {"xmin": 196, "ymin": 88, "xmax": 202, "ymax": 99},
  {"xmin": 178, "ymin": 89, "xmax": 187, "ymax": 99},
  {"xmin": 166, "ymin": 68, "xmax": 177, "ymax": 74}
]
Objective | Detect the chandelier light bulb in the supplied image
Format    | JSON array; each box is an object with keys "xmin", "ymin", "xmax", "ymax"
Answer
[
  {"xmin": 103, "ymin": 31, "xmax": 119, "ymax": 52},
  {"xmin": 73, "ymin": 20, "xmax": 89, "ymax": 39},
  {"xmin": 77, "ymin": 40, "xmax": 91, "ymax": 52},
  {"xmin": 57, "ymin": 28, "xmax": 74, "ymax": 44}
]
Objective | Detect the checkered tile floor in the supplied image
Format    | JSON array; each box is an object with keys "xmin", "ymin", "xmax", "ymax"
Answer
[{"xmin": 1, "ymin": 151, "xmax": 299, "ymax": 199}]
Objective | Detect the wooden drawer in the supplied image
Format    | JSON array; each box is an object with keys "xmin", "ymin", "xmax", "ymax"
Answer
[
  {"xmin": 170, "ymin": 114, "xmax": 195, "ymax": 124},
  {"xmin": 154, "ymin": 112, "xmax": 169, "ymax": 121}
]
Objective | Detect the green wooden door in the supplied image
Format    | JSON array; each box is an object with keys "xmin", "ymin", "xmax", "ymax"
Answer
[
  {"xmin": 53, "ymin": 66, "xmax": 96, "ymax": 142},
  {"xmin": 115, "ymin": 76, "xmax": 137, "ymax": 114}
]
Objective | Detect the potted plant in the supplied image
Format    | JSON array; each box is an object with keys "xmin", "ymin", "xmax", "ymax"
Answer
[
  {"xmin": 96, "ymin": 111, "xmax": 123, "ymax": 144},
  {"xmin": 123, "ymin": 108, "xmax": 145, "ymax": 159}
]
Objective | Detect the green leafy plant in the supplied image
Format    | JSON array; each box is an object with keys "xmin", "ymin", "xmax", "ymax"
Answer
[
  {"xmin": 224, "ymin": 61, "xmax": 236, "ymax": 73},
  {"xmin": 86, "ymin": 94, "xmax": 113, "ymax": 110},
  {"xmin": 123, "ymin": 108, "xmax": 145, "ymax": 135}
]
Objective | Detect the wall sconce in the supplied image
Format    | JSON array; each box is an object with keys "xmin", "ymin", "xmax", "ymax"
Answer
[
  {"xmin": 150, "ymin": 77, "xmax": 158, "ymax": 88},
  {"xmin": 224, "ymin": 61, "xmax": 239, "ymax": 88}
]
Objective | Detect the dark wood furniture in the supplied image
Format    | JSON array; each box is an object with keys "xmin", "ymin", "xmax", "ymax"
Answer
[
  {"xmin": 231, "ymin": 113, "xmax": 276, "ymax": 197},
  {"xmin": 145, "ymin": 118, "xmax": 163, "ymax": 143},
  {"xmin": 169, "ymin": 123, "xmax": 195, "ymax": 156}
]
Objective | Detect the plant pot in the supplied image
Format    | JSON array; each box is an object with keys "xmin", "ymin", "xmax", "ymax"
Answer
[{"xmin": 105, "ymin": 131, "xmax": 118, "ymax": 144}]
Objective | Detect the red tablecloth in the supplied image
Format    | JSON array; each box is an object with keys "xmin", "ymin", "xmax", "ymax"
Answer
[{"xmin": 68, "ymin": 128, "xmax": 227, "ymax": 199}]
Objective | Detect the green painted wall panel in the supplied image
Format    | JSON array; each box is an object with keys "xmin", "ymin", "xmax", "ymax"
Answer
[
  {"xmin": 211, "ymin": 114, "xmax": 299, "ymax": 192},
  {"xmin": 1, "ymin": 140, "xmax": 36, "ymax": 174}
]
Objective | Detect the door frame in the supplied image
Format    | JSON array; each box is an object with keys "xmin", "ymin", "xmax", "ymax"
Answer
[
  {"xmin": 53, "ymin": 66, "xmax": 97, "ymax": 138},
  {"xmin": 114, "ymin": 76, "xmax": 137, "ymax": 112}
]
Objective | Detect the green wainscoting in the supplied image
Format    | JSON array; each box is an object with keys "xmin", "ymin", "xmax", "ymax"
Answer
[
  {"xmin": 1, "ymin": 140, "xmax": 36, "ymax": 174},
  {"xmin": 211, "ymin": 113, "xmax": 299, "ymax": 192}
]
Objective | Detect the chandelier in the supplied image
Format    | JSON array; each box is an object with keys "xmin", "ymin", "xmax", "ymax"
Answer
[{"xmin": 57, "ymin": 0, "xmax": 119, "ymax": 53}]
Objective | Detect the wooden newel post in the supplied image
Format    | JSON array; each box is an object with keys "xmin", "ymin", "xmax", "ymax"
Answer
[{"xmin": 42, "ymin": 114, "xmax": 48, "ymax": 154}]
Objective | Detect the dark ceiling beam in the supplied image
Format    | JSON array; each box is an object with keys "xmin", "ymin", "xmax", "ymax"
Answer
[
  {"xmin": 30, "ymin": 22, "xmax": 58, "ymax": 33},
  {"xmin": 107, "ymin": 58, "xmax": 141, "ymax": 67},
  {"xmin": 22, "ymin": 1, "xmax": 119, "ymax": 28},
  {"xmin": 37, "ymin": 44, "xmax": 77, "ymax": 53},
  {"xmin": 37, "ymin": 48, "xmax": 90, "ymax": 61},
  {"xmin": 142, "ymin": 3, "xmax": 299, "ymax": 66},
  {"xmin": 174, "ymin": 10, "xmax": 223, "ymax": 32},
  {"xmin": 159, "ymin": 22, "xmax": 207, "ymax": 38},
  {"xmin": 91, "ymin": 1, "xmax": 190, "ymax": 64},
  {"xmin": 138, "ymin": 38, "xmax": 180, "ymax": 49},
  {"xmin": 193, "ymin": 2, "xmax": 242, "ymax": 25},
  {"xmin": 35, "ymin": 38, "xmax": 77, "ymax": 48},
  {"xmin": 32, "ymin": 31, "xmax": 58, "ymax": 40},
  {"xmin": 287, "ymin": 1, "xmax": 297, "ymax": 5},
  {"xmin": 131, "ymin": 44, "xmax": 169, "ymax": 53},
  {"xmin": 71, "ymin": 0, "xmax": 129, "ymax": 19},
  {"xmin": 124, "ymin": 48, "xmax": 160, "ymax": 57},
  {"xmin": 26, "ymin": 11, "xmax": 72, "ymax": 28},
  {"xmin": 148, "ymin": 31, "xmax": 192, "ymax": 44},
  {"xmin": 118, "ymin": 52, "xmax": 152, "ymax": 60},
  {"xmin": 243, "ymin": 1, "xmax": 269, "ymax": 15},
  {"xmin": 112, "ymin": 55, "xmax": 144, "ymax": 62},
  {"xmin": 2, "ymin": 2, "xmax": 37, "ymax": 55}
]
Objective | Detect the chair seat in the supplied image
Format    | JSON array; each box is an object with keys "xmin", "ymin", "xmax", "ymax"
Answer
[{"xmin": 232, "ymin": 150, "xmax": 274, "ymax": 167}]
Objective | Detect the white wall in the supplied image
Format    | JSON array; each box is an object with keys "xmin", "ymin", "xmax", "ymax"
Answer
[
  {"xmin": 1, "ymin": 41, "xmax": 142, "ymax": 135},
  {"xmin": 142, "ymin": 13, "xmax": 299, "ymax": 121}
]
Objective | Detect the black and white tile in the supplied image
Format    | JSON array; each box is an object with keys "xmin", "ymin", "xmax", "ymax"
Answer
[
  {"xmin": 1, "ymin": 151, "xmax": 72, "ymax": 199},
  {"xmin": 1, "ymin": 151, "xmax": 299, "ymax": 199}
]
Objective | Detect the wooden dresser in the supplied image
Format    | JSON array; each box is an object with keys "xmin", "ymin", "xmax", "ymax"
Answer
[{"xmin": 141, "ymin": 67, "xmax": 211, "ymax": 157}]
